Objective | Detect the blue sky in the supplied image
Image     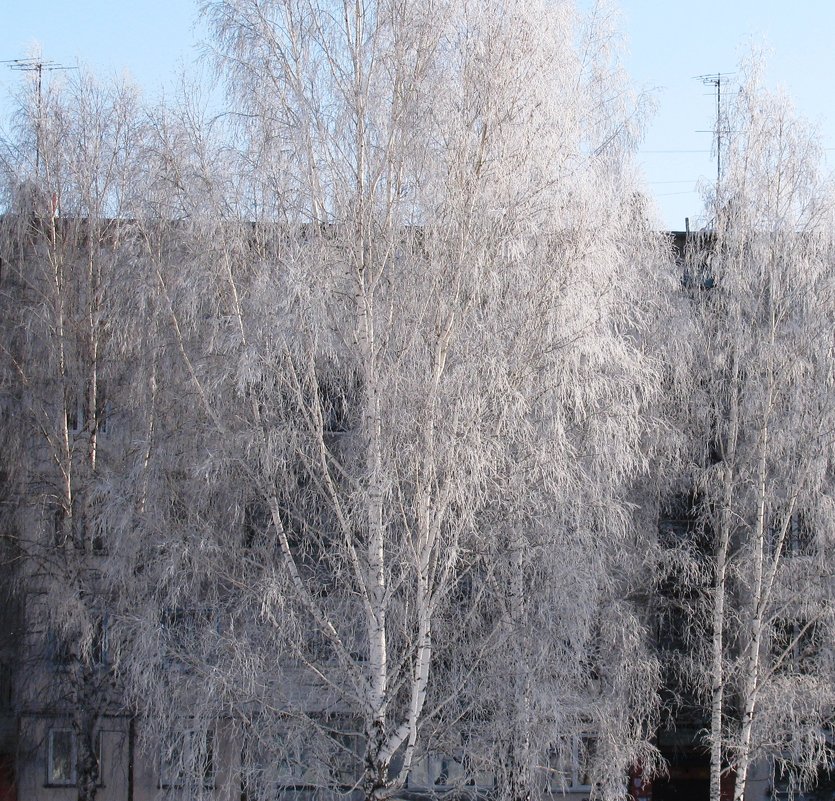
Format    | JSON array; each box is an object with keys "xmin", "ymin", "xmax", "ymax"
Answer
[
  {"xmin": 618, "ymin": 0, "xmax": 835, "ymax": 229},
  {"xmin": 0, "ymin": 1, "xmax": 201, "ymax": 104},
  {"xmin": 2, "ymin": 1, "xmax": 833, "ymax": 230}
]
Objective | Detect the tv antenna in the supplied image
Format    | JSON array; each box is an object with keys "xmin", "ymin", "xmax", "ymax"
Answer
[
  {"xmin": 3, "ymin": 58, "xmax": 78, "ymax": 175},
  {"xmin": 695, "ymin": 72, "xmax": 734, "ymax": 198}
]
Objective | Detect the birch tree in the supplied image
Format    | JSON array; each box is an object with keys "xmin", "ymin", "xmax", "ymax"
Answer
[
  {"xmin": 110, "ymin": 3, "xmax": 667, "ymax": 800},
  {"xmin": 681, "ymin": 60, "xmax": 835, "ymax": 801},
  {"xmin": 0, "ymin": 71, "xmax": 155, "ymax": 801}
]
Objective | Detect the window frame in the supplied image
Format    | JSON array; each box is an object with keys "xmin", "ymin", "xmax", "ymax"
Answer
[
  {"xmin": 46, "ymin": 728, "xmax": 76, "ymax": 787},
  {"xmin": 46, "ymin": 728, "xmax": 102, "ymax": 788},
  {"xmin": 241, "ymin": 728, "xmax": 313, "ymax": 796},
  {"xmin": 769, "ymin": 510, "xmax": 815, "ymax": 558},
  {"xmin": 548, "ymin": 734, "xmax": 597, "ymax": 793},
  {"xmin": 406, "ymin": 750, "xmax": 493, "ymax": 790},
  {"xmin": 159, "ymin": 729, "xmax": 215, "ymax": 789},
  {"xmin": 771, "ymin": 617, "xmax": 821, "ymax": 675}
]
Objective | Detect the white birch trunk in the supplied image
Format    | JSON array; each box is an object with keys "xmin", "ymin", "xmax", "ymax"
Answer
[{"xmin": 710, "ymin": 349, "xmax": 740, "ymax": 801}]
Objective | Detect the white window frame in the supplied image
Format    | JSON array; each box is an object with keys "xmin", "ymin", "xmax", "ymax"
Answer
[
  {"xmin": 548, "ymin": 735, "xmax": 597, "ymax": 793},
  {"xmin": 571, "ymin": 735, "xmax": 596, "ymax": 790}
]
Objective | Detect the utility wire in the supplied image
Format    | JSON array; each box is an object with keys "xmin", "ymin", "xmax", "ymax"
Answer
[{"xmin": 2, "ymin": 58, "xmax": 77, "ymax": 175}]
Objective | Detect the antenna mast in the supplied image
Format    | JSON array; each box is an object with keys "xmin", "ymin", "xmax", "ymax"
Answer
[
  {"xmin": 3, "ymin": 58, "xmax": 77, "ymax": 176},
  {"xmin": 696, "ymin": 72, "xmax": 732, "ymax": 199}
]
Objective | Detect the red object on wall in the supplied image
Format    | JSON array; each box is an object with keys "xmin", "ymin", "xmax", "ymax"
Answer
[
  {"xmin": 629, "ymin": 762, "xmax": 653, "ymax": 801},
  {"xmin": 0, "ymin": 754, "xmax": 16, "ymax": 801},
  {"xmin": 720, "ymin": 768, "xmax": 736, "ymax": 801}
]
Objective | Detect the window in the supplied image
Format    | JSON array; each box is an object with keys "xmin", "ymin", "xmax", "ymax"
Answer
[
  {"xmin": 91, "ymin": 616, "xmax": 109, "ymax": 667},
  {"xmin": 241, "ymin": 728, "xmax": 308, "ymax": 797},
  {"xmin": 243, "ymin": 500, "xmax": 271, "ymax": 548},
  {"xmin": 242, "ymin": 722, "xmax": 354, "ymax": 796},
  {"xmin": 407, "ymin": 751, "xmax": 492, "ymax": 789},
  {"xmin": 771, "ymin": 759, "xmax": 835, "ymax": 800},
  {"xmin": 317, "ymin": 367, "xmax": 360, "ymax": 434},
  {"xmin": 160, "ymin": 607, "xmax": 220, "ymax": 671},
  {"xmin": 47, "ymin": 729, "xmax": 101, "ymax": 787},
  {"xmin": 270, "ymin": 728, "xmax": 316, "ymax": 787},
  {"xmin": 680, "ymin": 238, "xmax": 716, "ymax": 291},
  {"xmin": 654, "ymin": 602, "xmax": 690, "ymax": 653},
  {"xmin": 159, "ymin": 729, "xmax": 214, "ymax": 789},
  {"xmin": 318, "ymin": 379, "xmax": 350, "ymax": 433},
  {"xmin": 165, "ymin": 470, "xmax": 190, "ymax": 526},
  {"xmin": 769, "ymin": 511, "xmax": 814, "ymax": 558},
  {"xmin": 97, "ymin": 393, "xmax": 112, "ymax": 436},
  {"xmin": 161, "ymin": 607, "xmax": 207, "ymax": 651},
  {"xmin": 66, "ymin": 390, "xmax": 84, "ymax": 436},
  {"xmin": 432, "ymin": 755, "xmax": 459, "ymax": 786},
  {"xmin": 548, "ymin": 735, "xmax": 597, "ymax": 792},
  {"xmin": 65, "ymin": 383, "xmax": 110, "ymax": 437},
  {"xmin": 47, "ymin": 629, "xmax": 73, "ymax": 670},
  {"xmin": 771, "ymin": 618, "xmax": 821, "ymax": 675},
  {"xmin": 91, "ymin": 524, "xmax": 107, "ymax": 555},
  {"xmin": 52, "ymin": 507, "xmax": 69, "ymax": 548},
  {"xmin": 47, "ymin": 729, "xmax": 75, "ymax": 786},
  {"xmin": 327, "ymin": 729, "xmax": 362, "ymax": 787},
  {"xmin": 575, "ymin": 736, "xmax": 596, "ymax": 788},
  {"xmin": 50, "ymin": 503, "xmax": 108, "ymax": 554},
  {"xmin": 48, "ymin": 617, "xmax": 108, "ymax": 670},
  {"xmin": 0, "ymin": 662, "xmax": 11, "ymax": 712}
]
